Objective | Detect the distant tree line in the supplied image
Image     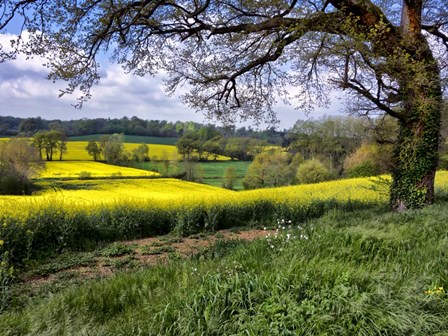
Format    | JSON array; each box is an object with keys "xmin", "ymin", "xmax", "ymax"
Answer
[{"xmin": 0, "ymin": 116, "xmax": 287, "ymax": 144}]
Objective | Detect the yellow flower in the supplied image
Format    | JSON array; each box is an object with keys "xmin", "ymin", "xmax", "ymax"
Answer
[{"xmin": 0, "ymin": 240, "xmax": 4, "ymax": 246}]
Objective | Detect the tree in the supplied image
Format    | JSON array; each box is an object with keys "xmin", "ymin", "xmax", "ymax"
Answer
[
  {"xmin": 243, "ymin": 151, "xmax": 295, "ymax": 189},
  {"xmin": 57, "ymin": 134, "xmax": 68, "ymax": 161},
  {"xmin": 18, "ymin": 118, "xmax": 45, "ymax": 136},
  {"xmin": 132, "ymin": 144, "xmax": 150, "ymax": 162},
  {"xmin": 85, "ymin": 140, "xmax": 102, "ymax": 161},
  {"xmin": 102, "ymin": 134, "xmax": 125, "ymax": 164},
  {"xmin": 1, "ymin": 1, "xmax": 447, "ymax": 210},
  {"xmin": 297, "ymin": 159, "xmax": 331, "ymax": 184},
  {"xmin": 176, "ymin": 132, "xmax": 201, "ymax": 161},
  {"xmin": 32, "ymin": 130, "xmax": 65, "ymax": 161},
  {"xmin": 0, "ymin": 138, "xmax": 44, "ymax": 195},
  {"xmin": 203, "ymin": 138, "xmax": 222, "ymax": 161},
  {"xmin": 32, "ymin": 131, "xmax": 46, "ymax": 160},
  {"xmin": 222, "ymin": 166, "xmax": 237, "ymax": 190},
  {"xmin": 344, "ymin": 142, "xmax": 393, "ymax": 177},
  {"xmin": 42, "ymin": 130, "xmax": 64, "ymax": 161}
]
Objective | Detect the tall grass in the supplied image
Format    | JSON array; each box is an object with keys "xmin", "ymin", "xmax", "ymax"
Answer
[{"xmin": 1, "ymin": 203, "xmax": 447, "ymax": 334}]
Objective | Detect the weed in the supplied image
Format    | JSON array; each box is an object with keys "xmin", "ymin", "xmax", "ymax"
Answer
[
  {"xmin": 142, "ymin": 246, "xmax": 176, "ymax": 255},
  {"xmin": 100, "ymin": 243, "xmax": 135, "ymax": 258}
]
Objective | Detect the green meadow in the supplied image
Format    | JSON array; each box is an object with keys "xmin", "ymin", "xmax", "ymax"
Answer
[{"xmin": 1, "ymin": 202, "xmax": 447, "ymax": 335}]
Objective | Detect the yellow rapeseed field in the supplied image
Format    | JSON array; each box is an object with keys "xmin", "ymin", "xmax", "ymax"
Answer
[
  {"xmin": 2, "ymin": 172, "xmax": 448, "ymax": 260},
  {"xmin": 61, "ymin": 141, "xmax": 230, "ymax": 161},
  {"xmin": 40, "ymin": 161, "xmax": 160, "ymax": 178},
  {"xmin": 62, "ymin": 142, "xmax": 180, "ymax": 161},
  {"xmin": 0, "ymin": 178, "xmax": 233, "ymax": 217},
  {"xmin": 1, "ymin": 171, "xmax": 447, "ymax": 219}
]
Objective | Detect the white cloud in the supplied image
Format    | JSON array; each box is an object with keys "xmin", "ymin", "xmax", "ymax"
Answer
[{"xmin": 0, "ymin": 32, "xmax": 344, "ymax": 129}]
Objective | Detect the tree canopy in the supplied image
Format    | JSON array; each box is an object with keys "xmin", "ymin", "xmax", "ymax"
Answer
[{"xmin": 1, "ymin": 0, "xmax": 447, "ymax": 210}]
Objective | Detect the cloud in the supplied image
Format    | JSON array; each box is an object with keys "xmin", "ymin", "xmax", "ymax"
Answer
[{"xmin": 0, "ymin": 32, "xmax": 343, "ymax": 129}]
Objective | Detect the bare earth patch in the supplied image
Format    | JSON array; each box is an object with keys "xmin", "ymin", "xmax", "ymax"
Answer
[{"xmin": 19, "ymin": 229, "xmax": 274, "ymax": 289}]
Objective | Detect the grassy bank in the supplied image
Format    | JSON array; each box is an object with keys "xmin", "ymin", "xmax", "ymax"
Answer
[{"xmin": 1, "ymin": 202, "xmax": 448, "ymax": 334}]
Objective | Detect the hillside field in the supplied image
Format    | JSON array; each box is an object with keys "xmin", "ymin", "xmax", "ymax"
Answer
[
  {"xmin": 39, "ymin": 161, "xmax": 160, "ymax": 179},
  {"xmin": 138, "ymin": 160, "xmax": 251, "ymax": 189},
  {"xmin": 61, "ymin": 141, "xmax": 180, "ymax": 161}
]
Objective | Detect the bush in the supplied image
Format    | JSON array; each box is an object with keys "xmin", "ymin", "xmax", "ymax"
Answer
[
  {"xmin": 343, "ymin": 142, "xmax": 392, "ymax": 177},
  {"xmin": 346, "ymin": 161, "xmax": 381, "ymax": 177},
  {"xmin": 78, "ymin": 171, "xmax": 92, "ymax": 179},
  {"xmin": 0, "ymin": 139, "xmax": 43, "ymax": 195},
  {"xmin": 296, "ymin": 159, "xmax": 330, "ymax": 184}
]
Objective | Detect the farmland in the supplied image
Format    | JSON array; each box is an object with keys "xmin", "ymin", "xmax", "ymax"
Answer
[
  {"xmin": 1, "ymin": 188, "xmax": 448, "ymax": 334},
  {"xmin": 1, "ymin": 171, "xmax": 447, "ymax": 265},
  {"xmin": 61, "ymin": 141, "xmax": 180, "ymax": 161},
  {"xmin": 1, "ymin": 135, "xmax": 448, "ymax": 334},
  {"xmin": 140, "ymin": 160, "xmax": 251, "ymax": 189},
  {"xmin": 40, "ymin": 161, "xmax": 160, "ymax": 178}
]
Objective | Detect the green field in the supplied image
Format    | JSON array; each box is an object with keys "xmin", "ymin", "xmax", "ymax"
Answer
[
  {"xmin": 137, "ymin": 160, "xmax": 251, "ymax": 189},
  {"xmin": 68, "ymin": 134, "xmax": 179, "ymax": 145}
]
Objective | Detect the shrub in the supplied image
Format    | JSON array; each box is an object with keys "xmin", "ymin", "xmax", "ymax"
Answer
[
  {"xmin": 296, "ymin": 159, "xmax": 330, "ymax": 184},
  {"xmin": 347, "ymin": 161, "xmax": 380, "ymax": 178},
  {"xmin": 0, "ymin": 138, "xmax": 43, "ymax": 195},
  {"xmin": 78, "ymin": 171, "xmax": 92, "ymax": 179}
]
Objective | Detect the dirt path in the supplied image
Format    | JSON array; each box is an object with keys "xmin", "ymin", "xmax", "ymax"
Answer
[{"xmin": 18, "ymin": 228, "xmax": 274, "ymax": 291}]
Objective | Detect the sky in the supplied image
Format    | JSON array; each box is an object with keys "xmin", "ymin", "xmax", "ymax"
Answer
[{"xmin": 0, "ymin": 32, "xmax": 344, "ymax": 131}]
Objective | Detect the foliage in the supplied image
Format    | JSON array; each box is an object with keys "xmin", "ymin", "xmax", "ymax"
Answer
[
  {"xmin": 85, "ymin": 140, "xmax": 102, "ymax": 161},
  {"xmin": 99, "ymin": 243, "xmax": 135, "ymax": 258},
  {"xmin": 296, "ymin": 159, "xmax": 331, "ymax": 184},
  {"xmin": 131, "ymin": 144, "xmax": 149, "ymax": 162},
  {"xmin": 101, "ymin": 133, "xmax": 126, "ymax": 164},
  {"xmin": 243, "ymin": 151, "xmax": 296, "ymax": 189},
  {"xmin": 1, "ymin": 204, "xmax": 448, "ymax": 333},
  {"xmin": 344, "ymin": 142, "xmax": 393, "ymax": 177},
  {"xmin": 287, "ymin": 116, "xmax": 367, "ymax": 173},
  {"xmin": 222, "ymin": 167, "xmax": 236, "ymax": 190},
  {"xmin": 33, "ymin": 130, "xmax": 67, "ymax": 161},
  {"xmin": 0, "ymin": 138, "xmax": 44, "ymax": 195},
  {"xmin": 176, "ymin": 132, "xmax": 202, "ymax": 161},
  {"xmin": 2, "ymin": 0, "xmax": 446, "ymax": 210}
]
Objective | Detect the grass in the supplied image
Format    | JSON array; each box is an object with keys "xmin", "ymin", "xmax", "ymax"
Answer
[
  {"xmin": 67, "ymin": 134, "xmax": 179, "ymax": 145},
  {"xmin": 1, "ymin": 202, "xmax": 447, "ymax": 334}
]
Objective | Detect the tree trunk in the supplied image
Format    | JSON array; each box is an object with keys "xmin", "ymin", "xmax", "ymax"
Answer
[
  {"xmin": 389, "ymin": 0, "xmax": 442, "ymax": 211},
  {"xmin": 389, "ymin": 80, "xmax": 442, "ymax": 211}
]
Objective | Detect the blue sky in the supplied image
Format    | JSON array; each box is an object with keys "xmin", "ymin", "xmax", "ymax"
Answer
[{"xmin": 0, "ymin": 31, "xmax": 344, "ymax": 130}]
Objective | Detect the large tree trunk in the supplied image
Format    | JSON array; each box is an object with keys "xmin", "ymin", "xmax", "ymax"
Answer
[
  {"xmin": 389, "ymin": 0, "xmax": 443, "ymax": 211},
  {"xmin": 389, "ymin": 70, "xmax": 442, "ymax": 211}
]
